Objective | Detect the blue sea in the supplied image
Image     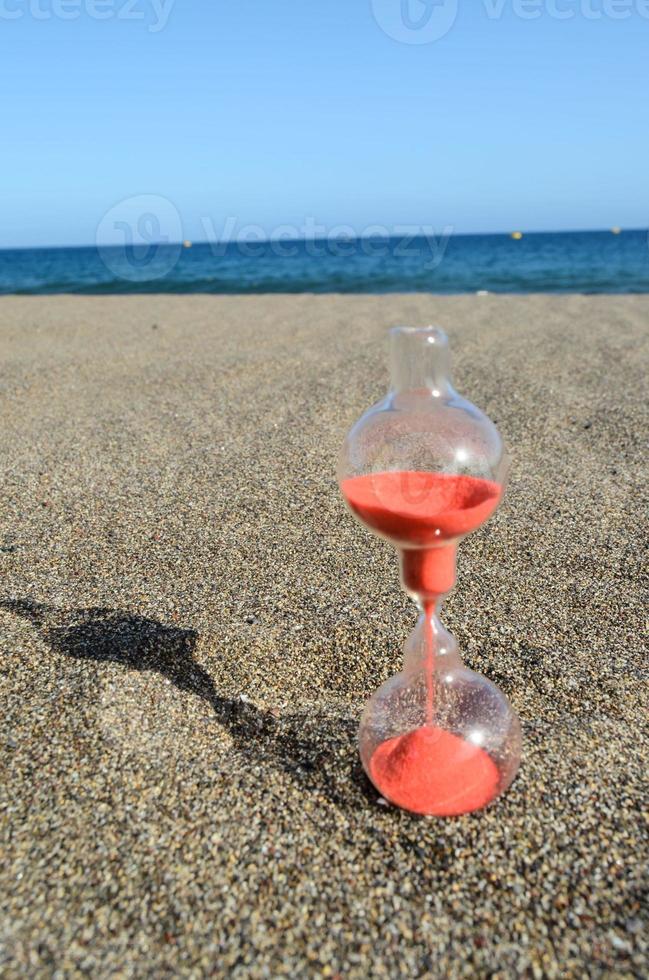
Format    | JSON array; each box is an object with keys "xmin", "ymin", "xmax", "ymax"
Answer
[{"xmin": 1, "ymin": 229, "xmax": 648, "ymax": 295}]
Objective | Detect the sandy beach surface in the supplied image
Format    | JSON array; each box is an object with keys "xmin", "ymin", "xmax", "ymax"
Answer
[{"xmin": 1, "ymin": 293, "xmax": 647, "ymax": 978}]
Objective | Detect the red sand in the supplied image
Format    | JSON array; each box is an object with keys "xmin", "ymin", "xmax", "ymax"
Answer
[
  {"xmin": 369, "ymin": 725, "xmax": 500, "ymax": 816},
  {"xmin": 341, "ymin": 470, "xmax": 501, "ymax": 597},
  {"xmin": 341, "ymin": 470, "xmax": 501, "ymax": 544},
  {"xmin": 343, "ymin": 471, "xmax": 503, "ymax": 814}
]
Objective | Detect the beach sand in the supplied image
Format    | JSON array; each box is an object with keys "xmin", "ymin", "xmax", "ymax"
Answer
[{"xmin": 1, "ymin": 293, "xmax": 647, "ymax": 978}]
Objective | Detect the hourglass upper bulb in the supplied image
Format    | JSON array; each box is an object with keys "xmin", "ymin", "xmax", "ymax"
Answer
[{"xmin": 339, "ymin": 326, "xmax": 509, "ymax": 600}]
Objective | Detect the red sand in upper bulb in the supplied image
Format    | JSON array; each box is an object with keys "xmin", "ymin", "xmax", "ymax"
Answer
[
  {"xmin": 341, "ymin": 470, "xmax": 501, "ymax": 543},
  {"xmin": 341, "ymin": 471, "xmax": 501, "ymax": 596},
  {"xmin": 370, "ymin": 725, "xmax": 500, "ymax": 816}
]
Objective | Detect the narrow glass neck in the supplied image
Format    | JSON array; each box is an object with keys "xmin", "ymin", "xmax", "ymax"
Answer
[
  {"xmin": 389, "ymin": 326, "xmax": 453, "ymax": 397},
  {"xmin": 402, "ymin": 602, "xmax": 460, "ymax": 672},
  {"xmin": 417, "ymin": 597, "xmax": 443, "ymax": 619}
]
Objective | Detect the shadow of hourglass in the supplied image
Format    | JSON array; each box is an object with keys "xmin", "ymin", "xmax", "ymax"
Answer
[{"xmin": 1, "ymin": 598, "xmax": 367, "ymax": 811}]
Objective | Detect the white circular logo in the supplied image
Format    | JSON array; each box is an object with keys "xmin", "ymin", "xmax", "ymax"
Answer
[
  {"xmin": 371, "ymin": 0, "xmax": 459, "ymax": 45},
  {"xmin": 96, "ymin": 194, "xmax": 183, "ymax": 282}
]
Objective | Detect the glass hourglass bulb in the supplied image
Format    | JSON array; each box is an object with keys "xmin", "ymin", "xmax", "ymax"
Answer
[{"xmin": 338, "ymin": 326, "xmax": 521, "ymax": 817}]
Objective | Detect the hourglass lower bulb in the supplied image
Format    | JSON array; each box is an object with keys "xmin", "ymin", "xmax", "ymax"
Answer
[{"xmin": 339, "ymin": 327, "xmax": 521, "ymax": 816}]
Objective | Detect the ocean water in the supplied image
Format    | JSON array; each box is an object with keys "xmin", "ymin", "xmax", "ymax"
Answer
[{"xmin": 0, "ymin": 229, "xmax": 648, "ymax": 295}]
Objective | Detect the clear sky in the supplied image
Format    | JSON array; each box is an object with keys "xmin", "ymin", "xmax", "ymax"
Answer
[{"xmin": 1, "ymin": 0, "xmax": 648, "ymax": 247}]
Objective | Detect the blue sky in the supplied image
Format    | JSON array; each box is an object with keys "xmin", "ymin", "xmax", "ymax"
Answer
[{"xmin": 1, "ymin": 0, "xmax": 648, "ymax": 247}]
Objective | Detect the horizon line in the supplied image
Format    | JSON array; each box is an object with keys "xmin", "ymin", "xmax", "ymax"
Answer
[{"xmin": 0, "ymin": 226, "xmax": 646, "ymax": 252}]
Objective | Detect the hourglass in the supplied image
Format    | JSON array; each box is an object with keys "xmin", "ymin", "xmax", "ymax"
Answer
[{"xmin": 339, "ymin": 326, "xmax": 521, "ymax": 816}]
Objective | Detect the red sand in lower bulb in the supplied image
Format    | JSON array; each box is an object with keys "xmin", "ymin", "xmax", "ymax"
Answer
[
  {"xmin": 342, "ymin": 470, "xmax": 503, "ymax": 815},
  {"xmin": 370, "ymin": 726, "xmax": 500, "ymax": 816}
]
